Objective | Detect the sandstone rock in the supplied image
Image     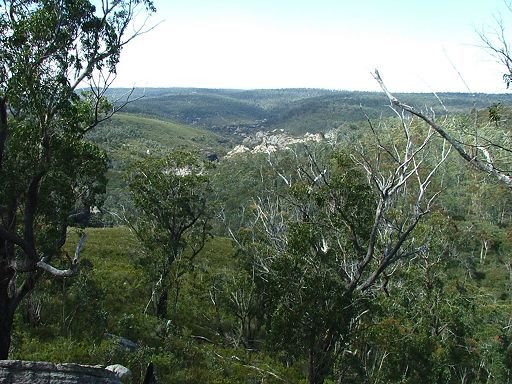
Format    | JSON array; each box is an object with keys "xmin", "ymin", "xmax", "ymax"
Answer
[
  {"xmin": 0, "ymin": 360, "xmax": 121, "ymax": 384},
  {"xmin": 105, "ymin": 364, "xmax": 132, "ymax": 383},
  {"xmin": 227, "ymin": 131, "xmax": 326, "ymax": 158}
]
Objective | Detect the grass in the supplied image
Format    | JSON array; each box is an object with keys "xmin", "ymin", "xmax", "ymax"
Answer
[
  {"xmin": 113, "ymin": 113, "xmax": 222, "ymax": 148},
  {"xmin": 89, "ymin": 113, "xmax": 228, "ymax": 167}
]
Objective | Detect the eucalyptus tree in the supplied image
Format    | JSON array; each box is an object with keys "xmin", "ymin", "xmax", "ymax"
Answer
[
  {"xmin": 127, "ymin": 151, "xmax": 212, "ymax": 319},
  {"xmin": 0, "ymin": 0, "xmax": 155, "ymax": 358},
  {"xmin": 340, "ymin": 212, "xmax": 487, "ymax": 383},
  {"xmin": 240, "ymin": 114, "xmax": 450, "ymax": 383}
]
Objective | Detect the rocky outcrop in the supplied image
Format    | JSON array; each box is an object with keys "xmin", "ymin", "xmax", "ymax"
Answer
[
  {"xmin": 0, "ymin": 360, "xmax": 121, "ymax": 384},
  {"xmin": 226, "ymin": 130, "xmax": 325, "ymax": 158}
]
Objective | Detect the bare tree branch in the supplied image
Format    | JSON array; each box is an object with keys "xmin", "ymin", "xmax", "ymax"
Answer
[
  {"xmin": 349, "ymin": 106, "xmax": 450, "ymax": 291},
  {"xmin": 372, "ymin": 69, "xmax": 512, "ymax": 189},
  {"xmin": 36, "ymin": 234, "xmax": 87, "ymax": 277}
]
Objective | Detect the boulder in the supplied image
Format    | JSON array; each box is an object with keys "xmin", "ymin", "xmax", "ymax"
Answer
[
  {"xmin": 104, "ymin": 333, "xmax": 138, "ymax": 352},
  {"xmin": 105, "ymin": 364, "xmax": 132, "ymax": 383},
  {"xmin": 0, "ymin": 360, "xmax": 121, "ymax": 384}
]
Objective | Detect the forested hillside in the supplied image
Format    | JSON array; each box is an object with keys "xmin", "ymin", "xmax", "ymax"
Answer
[
  {"xmin": 118, "ymin": 87, "xmax": 512, "ymax": 135},
  {"xmin": 2, "ymin": 2, "xmax": 512, "ymax": 384},
  {"xmin": 10, "ymin": 85, "xmax": 512, "ymax": 383}
]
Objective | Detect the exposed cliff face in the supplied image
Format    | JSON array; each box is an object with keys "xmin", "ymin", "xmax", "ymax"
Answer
[
  {"xmin": 226, "ymin": 130, "xmax": 328, "ymax": 158},
  {"xmin": 0, "ymin": 360, "xmax": 121, "ymax": 384}
]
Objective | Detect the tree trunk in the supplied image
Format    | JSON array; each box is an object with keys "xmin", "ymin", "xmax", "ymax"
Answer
[
  {"xmin": 0, "ymin": 260, "xmax": 16, "ymax": 359},
  {"xmin": 172, "ymin": 278, "xmax": 180, "ymax": 317},
  {"xmin": 308, "ymin": 349, "xmax": 330, "ymax": 384},
  {"xmin": 143, "ymin": 362, "xmax": 157, "ymax": 384},
  {"xmin": 0, "ymin": 97, "xmax": 7, "ymax": 169},
  {"xmin": 0, "ymin": 297, "xmax": 14, "ymax": 359},
  {"xmin": 156, "ymin": 290, "xmax": 168, "ymax": 319}
]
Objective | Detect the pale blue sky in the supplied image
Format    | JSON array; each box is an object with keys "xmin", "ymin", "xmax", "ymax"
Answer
[{"xmin": 114, "ymin": 0, "xmax": 512, "ymax": 92}]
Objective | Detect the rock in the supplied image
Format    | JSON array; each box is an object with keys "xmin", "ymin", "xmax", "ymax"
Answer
[
  {"xmin": 225, "ymin": 145, "xmax": 250, "ymax": 158},
  {"xmin": 105, "ymin": 365, "xmax": 132, "ymax": 383},
  {"xmin": 104, "ymin": 333, "xmax": 138, "ymax": 352},
  {"xmin": 227, "ymin": 131, "xmax": 325, "ymax": 158},
  {"xmin": 0, "ymin": 360, "xmax": 121, "ymax": 384}
]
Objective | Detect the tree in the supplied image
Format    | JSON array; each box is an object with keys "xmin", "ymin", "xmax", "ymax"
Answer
[
  {"xmin": 259, "ymin": 154, "xmax": 372, "ymax": 384},
  {"xmin": 127, "ymin": 151, "xmax": 212, "ymax": 319},
  {"xmin": 340, "ymin": 212, "xmax": 488, "ymax": 383},
  {"xmin": 0, "ymin": 0, "xmax": 155, "ymax": 359},
  {"xmin": 241, "ymin": 120, "xmax": 450, "ymax": 383},
  {"xmin": 479, "ymin": 6, "xmax": 512, "ymax": 90}
]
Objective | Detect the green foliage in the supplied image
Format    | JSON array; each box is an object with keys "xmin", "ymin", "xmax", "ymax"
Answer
[
  {"xmin": 231, "ymin": 148, "xmax": 376, "ymax": 383},
  {"xmin": 89, "ymin": 113, "xmax": 226, "ymax": 157},
  {"xmin": 86, "ymin": 113, "xmax": 226, "ymax": 225},
  {"xmin": 210, "ymin": 152, "xmax": 276, "ymax": 230},
  {"xmin": 355, "ymin": 266, "xmax": 485, "ymax": 383},
  {"xmin": 0, "ymin": 0, "xmax": 155, "ymax": 359},
  {"xmin": 127, "ymin": 151, "xmax": 212, "ymax": 257},
  {"xmin": 10, "ymin": 226, "xmax": 306, "ymax": 383},
  {"xmin": 126, "ymin": 151, "xmax": 213, "ymax": 318},
  {"xmin": 10, "ymin": 141, "xmax": 512, "ymax": 383}
]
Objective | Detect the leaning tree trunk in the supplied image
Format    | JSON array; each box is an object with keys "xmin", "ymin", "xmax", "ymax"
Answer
[
  {"xmin": 0, "ymin": 301, "xmax": 15, "ymax": 360},
  {"xmin": 0, "ymin": 242, "xmax": 40, "ymax": 359}
]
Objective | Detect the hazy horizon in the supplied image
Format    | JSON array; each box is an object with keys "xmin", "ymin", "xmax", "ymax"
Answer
[
  {"xmin": 106, "ymin": 85, "xmax": 512, "ymax": 95},
  {"xmin": 112, "ymin": 0, "xmax": 512, "ymax": 94}
]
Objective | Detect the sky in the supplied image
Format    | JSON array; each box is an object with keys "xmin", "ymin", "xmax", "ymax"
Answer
[{"xmin": 112, "ymin": 0, "xmax": 512, "ymax": 93}]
